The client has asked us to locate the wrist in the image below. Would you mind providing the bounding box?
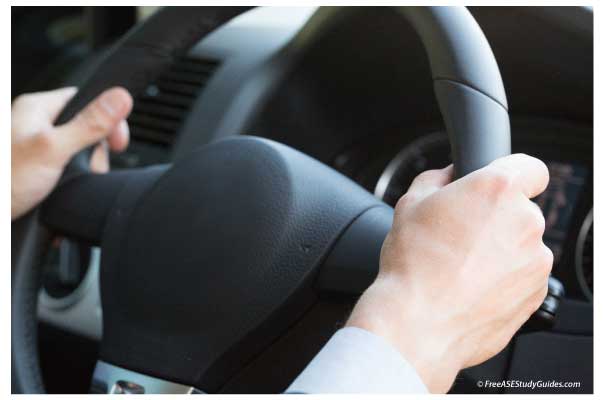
[346,278,463,393]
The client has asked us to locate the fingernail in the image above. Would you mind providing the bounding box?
[99,88,127,117]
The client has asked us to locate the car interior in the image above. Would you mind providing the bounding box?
[11,6,593,394]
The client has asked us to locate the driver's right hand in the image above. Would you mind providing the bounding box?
[347,154,552,393]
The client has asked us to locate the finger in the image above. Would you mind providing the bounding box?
[89,141,110,173]
[405,165,454,202]
[505,195,547,249]
[12,87,78,136]
[107,120,130,152]
[13,87,78,120]
[488,153,550,199]
[53,87,133,161]
[512,278,550,331]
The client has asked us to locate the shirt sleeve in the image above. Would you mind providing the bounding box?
[285,326,428,394]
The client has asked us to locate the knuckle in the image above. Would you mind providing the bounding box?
[395,192,417,212]
[533,285,549,310]
[511,152,532,162]
[78,102,111,133]
[413,169,437,184]
[513,153,550,190]
[526,206,546,238]
[32,130,64,163]
[33,129,56,150]
[531,155,550,178]
[538,245,554,275]
[525,289,544,314]
[516,153,548,176]
[533,158,550,194]
[478,166,515,197]
[540,284,549,300]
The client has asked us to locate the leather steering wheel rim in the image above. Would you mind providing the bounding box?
[12,6,510,393]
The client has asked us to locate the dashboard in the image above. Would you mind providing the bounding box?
[32,6,593,394]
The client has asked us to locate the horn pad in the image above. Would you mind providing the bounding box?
[97,137,382,390]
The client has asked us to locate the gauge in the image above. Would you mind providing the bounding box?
[575,208,593,301]
[374,131,450,205]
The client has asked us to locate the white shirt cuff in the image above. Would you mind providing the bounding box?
[286,326,428,394]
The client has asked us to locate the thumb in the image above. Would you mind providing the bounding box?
[404,164,454,204]
[53,87,133,162]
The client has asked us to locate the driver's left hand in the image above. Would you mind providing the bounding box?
[11,86,133,220]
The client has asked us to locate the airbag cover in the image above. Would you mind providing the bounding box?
[98,136,381,390]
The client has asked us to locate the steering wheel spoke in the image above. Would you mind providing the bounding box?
[318,206,394,296]
[40,167,167,245]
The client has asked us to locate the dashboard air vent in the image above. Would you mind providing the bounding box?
[128,56,219,146]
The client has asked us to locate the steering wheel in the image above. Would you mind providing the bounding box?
[13,6,514,394]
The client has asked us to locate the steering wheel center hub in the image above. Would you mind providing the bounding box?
[97,137,380,390]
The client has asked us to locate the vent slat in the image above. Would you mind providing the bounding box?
[129,126,175,145]
[139,92,194,109]
[156,80,201,97]
[173,57,218,73]
[131,101,187,120]
[128,57,219,146]
[161,70,209,86]
[172,63,216,75]
[129,114,182,132]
